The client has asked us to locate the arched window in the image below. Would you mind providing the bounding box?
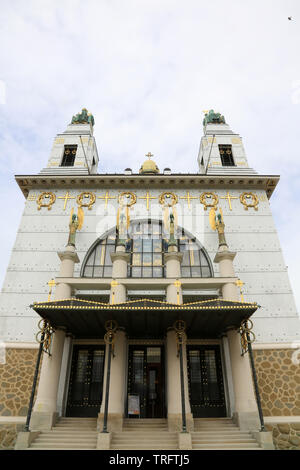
[81,220,213,279]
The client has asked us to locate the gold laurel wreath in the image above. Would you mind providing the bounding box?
[199,192,219,211]
[37,192,56,211]
[76,192,96,210]
[239,192,259,211]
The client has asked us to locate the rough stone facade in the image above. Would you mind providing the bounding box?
[0,348,39,417]
[265,422,300,450]
[0,423,24,450]
[254,349,300,416]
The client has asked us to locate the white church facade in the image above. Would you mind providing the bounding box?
[0,109,300,450]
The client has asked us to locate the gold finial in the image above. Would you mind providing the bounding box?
[139,152,159,174]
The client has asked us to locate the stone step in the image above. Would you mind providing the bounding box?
[34,436,97,442]
[110,445,178,450]
[192,438,258,444]
[112,437,177,443]
[192,433,253,438]
[55,423,97,430]
[49,428,97,436]
[193,444,261,450]
[30,443,96,449]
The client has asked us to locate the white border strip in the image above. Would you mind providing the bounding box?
[4,342,39,349]
[252,343,300,350]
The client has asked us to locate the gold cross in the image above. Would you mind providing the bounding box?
[47,279,56,301]
[139,191,156,211]
[145,152,153,159]
[220,191,238,211]
[98,191,116,209]
[58,192,75,210]
[180,192,198,209]
[236,279,244,302]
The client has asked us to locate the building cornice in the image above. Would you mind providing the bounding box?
[15,173,280,199]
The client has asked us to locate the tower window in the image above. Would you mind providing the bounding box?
[218,145,235,166]
[61,145,77,167]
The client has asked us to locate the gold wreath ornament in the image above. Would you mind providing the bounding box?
[118,192,137,207]
[200,192,219,211]
[37,192,56,211]
[240,192,259,211]
[76,192,96,210]
[158,191,178,207]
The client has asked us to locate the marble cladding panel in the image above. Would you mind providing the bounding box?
[252,318,300,343]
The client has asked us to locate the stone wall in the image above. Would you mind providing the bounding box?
[0,348,39,417]
[0,423,24,450]
[265,422,300,450]
[254,349,300,416]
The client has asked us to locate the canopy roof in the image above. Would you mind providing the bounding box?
[31,298,259,339]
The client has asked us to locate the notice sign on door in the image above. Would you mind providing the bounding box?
[128,394,140,415]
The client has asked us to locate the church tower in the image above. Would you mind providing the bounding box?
[198,109,257,175]
[0,109,299,451]
[40,108,99,175]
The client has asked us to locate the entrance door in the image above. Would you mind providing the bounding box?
[187,345,226,418]
[66,345,105,417]
[127,346,165,418]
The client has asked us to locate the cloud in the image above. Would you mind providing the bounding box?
[0,0,299,312]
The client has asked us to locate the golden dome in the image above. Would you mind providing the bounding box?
[139,153,159,174]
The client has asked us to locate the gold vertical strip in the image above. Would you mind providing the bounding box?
[189,239,195,266]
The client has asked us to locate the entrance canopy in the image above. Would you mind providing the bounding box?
[31,298,259,339]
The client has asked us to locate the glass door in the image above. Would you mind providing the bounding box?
[66,345,105,417]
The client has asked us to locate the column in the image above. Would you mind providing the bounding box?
[164,246,193,431]
[30,245,79,430]
[166,329,193,431]
[98,329,127,432]
[214,246,259,430]
[110,245,130,304]
[165,246,183,304]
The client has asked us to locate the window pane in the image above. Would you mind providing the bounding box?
[181,267,190,277]
[143,253,152,266]
[200,252,209,266]
[133,240,142,252]
[132,253,142,266]
[153,267,163,277]
[153,240,162,252]
[84,266,93,277]
[153,254,162,266]
[132,267,142,277]
[142,267,152,277]
[181,250,190,266]
[193,250,200,265]
[191,267,201,277]
[93,266,103,277]
[201,266,211,277]
[143,240,152,252]
[86,251,95,266]
[104,244,114,265]
[104,266,112,277]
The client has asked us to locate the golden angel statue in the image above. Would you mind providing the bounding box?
[67,207,84,246]
[209,207,227,247]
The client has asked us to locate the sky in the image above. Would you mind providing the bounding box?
[0,0,299,312]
